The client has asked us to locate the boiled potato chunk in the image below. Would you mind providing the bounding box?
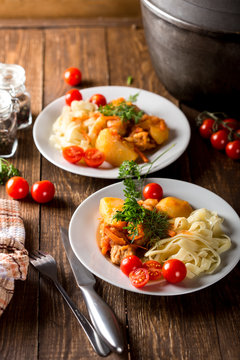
[150,120,169,145]
[99,197,124,225]
[95,128,138,167]
[156,197,193,218]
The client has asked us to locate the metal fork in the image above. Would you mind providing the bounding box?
[29,250,110,357]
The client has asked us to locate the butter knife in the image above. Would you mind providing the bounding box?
[60,227,125,354]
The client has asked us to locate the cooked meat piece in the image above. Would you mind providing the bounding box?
[125,127,155,151]
[110,245,135,265]
[138,198,158,211]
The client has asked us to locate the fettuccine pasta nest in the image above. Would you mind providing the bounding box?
[144,208,231,278]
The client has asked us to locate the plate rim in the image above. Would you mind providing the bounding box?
[69,177,240,296]
[33,85,191,179]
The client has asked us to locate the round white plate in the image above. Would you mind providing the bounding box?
[69,178,240,296]
[33,86,190,179]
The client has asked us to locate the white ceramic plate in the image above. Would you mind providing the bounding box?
[69,178,240,296]
[33,86,190,179]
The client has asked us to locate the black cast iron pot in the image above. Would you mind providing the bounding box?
[140,0,240,113]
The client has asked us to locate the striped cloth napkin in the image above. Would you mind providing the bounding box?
[0,199,29,316]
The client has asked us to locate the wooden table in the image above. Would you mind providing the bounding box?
[0,18,239,360]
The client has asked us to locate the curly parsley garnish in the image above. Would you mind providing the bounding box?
[113,150,173,244]
[99,93,144,124]
[0,158,20,185]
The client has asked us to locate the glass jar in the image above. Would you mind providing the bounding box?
[0,64,32,130]
[0,90,19,158]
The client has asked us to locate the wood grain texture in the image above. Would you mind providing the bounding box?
[0,29,43,360]
[0,0,141,19]
[39,27,127,359]
[0,17,142,29]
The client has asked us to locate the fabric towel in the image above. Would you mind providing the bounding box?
[0,199,29,316]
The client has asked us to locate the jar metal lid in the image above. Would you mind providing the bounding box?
[0,64,26,90]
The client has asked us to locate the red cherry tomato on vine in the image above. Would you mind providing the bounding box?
[120,255,142,276]
[31,181,55,203]
[90,94,107,107]
[6,176,29,199]
[220,118,240,132]
[199,118,215,139]
[64,67,82,86]
[65,89,82,106]
[210,130,229,150]
[142,260,162,281]
[225,140,240,160]
[143,183,163,200]
[234,129,240,140]
[162,259,187,284]
[62,146,85,164]
[129,268,149,288]
[84,148,105,168]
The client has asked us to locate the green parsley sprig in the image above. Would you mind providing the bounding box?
[113,146,176,244]
[99,93,144,124]
[0,158,20,185]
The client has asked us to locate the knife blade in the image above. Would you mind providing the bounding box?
[60,226,125,354]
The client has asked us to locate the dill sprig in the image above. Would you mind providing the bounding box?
[99,93,144,124]
[112,148,175,243]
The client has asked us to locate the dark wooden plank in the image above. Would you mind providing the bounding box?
[0,29,43,360]
[0,17,142,29]
[38,27,128,359]
[180,104,240,360]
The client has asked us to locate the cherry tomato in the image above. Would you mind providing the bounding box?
[62,146,85,164]
[90,94,107,107]
[225,140,240,160]
[6,176,29,200]
[120,255,142,276]
[143,183,163,200]
[129,268,149,288]
[64,67,82,86]
[84,148,105,168]
[220,118,240,132]
[210,130,229,150]
[31,181,55,203]
[199,118,215,139]
[65,89,82,106]
[142,260,162,281]
[162,259,187,284]
[234,129,240,140]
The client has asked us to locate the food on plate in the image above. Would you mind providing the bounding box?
[97,160,231,288]
[95,128,138,167]
[145,208,231,278]
[155,196,193,218]
[65,89,82,106]
[120,255,143,276]
[84,148,105,168]
[50,94,169,167]
[90,94,107,107]
[161,259,187,284]
[143,182,163,200]
[196,111,240,159]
